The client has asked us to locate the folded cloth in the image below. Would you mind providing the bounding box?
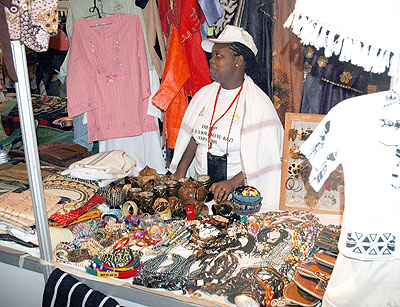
[0,162,54,185]
[42,268,121,307]
[38,142,95,167]
[0,190,61,227]
[0,219,36,242]
[61,150,139,187]
[0,233,38,248]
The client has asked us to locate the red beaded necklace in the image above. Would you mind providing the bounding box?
[208,84,244,151]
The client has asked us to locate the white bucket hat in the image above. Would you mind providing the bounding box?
[201,25,258,56]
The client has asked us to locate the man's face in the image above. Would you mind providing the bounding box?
[209,43,238,84]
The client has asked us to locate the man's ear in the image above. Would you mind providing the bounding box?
[235,55,245,67]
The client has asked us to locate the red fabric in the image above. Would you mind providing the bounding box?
[152,26,190,149]
[182,32,211,97]
[2,116,50,135]
[50,194,105,226]
[49,29,69,51]
[158,0,211,97]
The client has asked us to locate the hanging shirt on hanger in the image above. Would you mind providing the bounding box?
[67,13,158,143]
[59,0,154,79]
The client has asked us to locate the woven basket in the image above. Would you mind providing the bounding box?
[231,186,262,215]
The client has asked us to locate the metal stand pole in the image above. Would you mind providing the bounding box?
[10,41,53,281]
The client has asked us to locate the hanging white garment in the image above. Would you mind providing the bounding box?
[99,68,166,174]
[284,0,400,76]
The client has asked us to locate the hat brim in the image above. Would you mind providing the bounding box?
[201,38,236,53]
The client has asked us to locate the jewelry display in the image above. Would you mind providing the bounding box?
[253,227,290,258]
[211,266,285,307]
[44,166,340,306]
[281,113,345,215]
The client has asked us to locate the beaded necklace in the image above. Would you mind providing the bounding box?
[208,84,243,151]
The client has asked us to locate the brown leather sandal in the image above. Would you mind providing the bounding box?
[314,250,337,268]
[293,271,327,300]
[297,259,333,281]
[283,282,320,307]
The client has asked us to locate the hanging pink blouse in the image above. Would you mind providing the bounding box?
[67,13,158,143]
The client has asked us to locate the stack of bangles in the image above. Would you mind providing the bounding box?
[113,230,162,250]
[285,177,303,192]
[85,251,142,279]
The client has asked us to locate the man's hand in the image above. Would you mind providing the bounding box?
[209,180,235,203]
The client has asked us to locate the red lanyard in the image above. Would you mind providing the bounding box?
[208,84,244,149]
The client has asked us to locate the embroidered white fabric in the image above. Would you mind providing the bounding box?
[284,0,400,76]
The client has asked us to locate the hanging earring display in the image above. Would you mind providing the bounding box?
[281,113,344,215]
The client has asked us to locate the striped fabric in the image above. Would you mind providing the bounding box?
[42,268,121,307]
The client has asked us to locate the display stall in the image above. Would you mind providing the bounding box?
[1,0,398,307]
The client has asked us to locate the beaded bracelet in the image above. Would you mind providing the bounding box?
[68,248,91,263]
[113,237,129,251]
[94,254,139,271]
[53,243,72,263]
[143,233,162,247]
[71,222,90,238]
[68,238,82,249]
[77,230,94,242]
[92,229,107,244]
[102,247,135,267]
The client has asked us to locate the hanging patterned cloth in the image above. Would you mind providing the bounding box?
[5,0,58,52]
[0,0,58,81]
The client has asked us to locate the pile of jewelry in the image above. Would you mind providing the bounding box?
[50,167,342,306]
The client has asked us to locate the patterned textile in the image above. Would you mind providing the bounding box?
[272,0,304,124]
[66,13,157,143]
[158,0,211,97]
[59,0,152,78]
[213,0,238,37]
[300,45,370,115]
[4,0,58,52]
[301,89,400,260]
[2,116,48,135]
[0,162,54,185]
[0,0,17,81]
[50,193,105,226]
[43,174,99,208]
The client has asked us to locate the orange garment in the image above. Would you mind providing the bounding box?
[152,25,191,148]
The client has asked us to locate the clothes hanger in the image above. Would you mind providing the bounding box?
[85,0,113,19]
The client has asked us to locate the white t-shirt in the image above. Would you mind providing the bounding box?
[301,90,400,260]
[192,86,244,179]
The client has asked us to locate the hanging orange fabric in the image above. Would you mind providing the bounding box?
[152,25,191,148]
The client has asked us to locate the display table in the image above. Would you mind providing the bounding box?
[0,243,229,307]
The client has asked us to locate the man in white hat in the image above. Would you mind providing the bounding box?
[170,25,284,212]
